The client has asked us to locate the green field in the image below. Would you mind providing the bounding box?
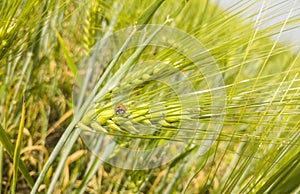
[0,0,299,193]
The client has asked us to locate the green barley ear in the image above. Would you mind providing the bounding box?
[83,1,102,56]
[76,23,226,172]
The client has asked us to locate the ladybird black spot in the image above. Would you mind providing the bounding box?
[116,108,125,115]
[115,104,126,115]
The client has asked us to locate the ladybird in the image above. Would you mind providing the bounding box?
[114,104,126,115]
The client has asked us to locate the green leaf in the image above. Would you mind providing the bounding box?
[0,124,34,188]
[257,151,300,194]
[54,28,78,76]
[10,97,26,193]
[136,0,165,26]
[169,0,189,18]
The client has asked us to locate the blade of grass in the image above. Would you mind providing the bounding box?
[169,0,189,19]
[257,150,300,193]
[10,97,28,193]
[54,28,78,77]
[0,146,3,194]
[136,0,165,26]
[0,124,34,188]
[46,128,81,194]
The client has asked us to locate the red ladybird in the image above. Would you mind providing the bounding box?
[114,104,126,115]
